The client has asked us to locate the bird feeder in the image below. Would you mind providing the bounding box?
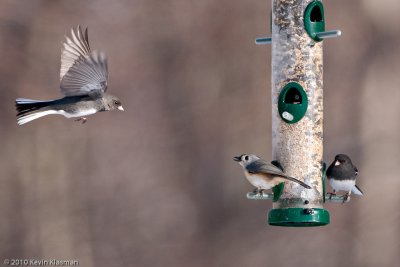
[248,0,344,226]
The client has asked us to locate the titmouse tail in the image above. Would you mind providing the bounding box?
[15,98,52,125]
[281,176,312,189]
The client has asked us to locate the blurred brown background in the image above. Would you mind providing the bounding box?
[0,0,399,266]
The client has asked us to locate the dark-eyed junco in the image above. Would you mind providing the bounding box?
[16,26,123,125]
[327,154,363,202]
[234,154,311,194]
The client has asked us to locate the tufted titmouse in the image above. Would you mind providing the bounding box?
[234,154,311,194]
[327,154,363,202]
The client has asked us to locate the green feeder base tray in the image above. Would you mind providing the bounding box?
[268,208,330,227]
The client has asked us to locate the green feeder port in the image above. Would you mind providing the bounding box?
[278,82,308,124]
[272,182,285,202]
[304,1,325,41]
[271,160,285,202]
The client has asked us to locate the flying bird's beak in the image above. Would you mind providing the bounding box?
[118,106,124,111]
[233,156,241,162]
[334,160,340,166]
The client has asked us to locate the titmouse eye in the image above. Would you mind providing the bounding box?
[244,155,249,161]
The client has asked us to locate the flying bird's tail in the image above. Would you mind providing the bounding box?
[282,176,312,189]
[352,185,363,195]
[15,98,52,125]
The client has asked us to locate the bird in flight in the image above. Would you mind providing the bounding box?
[16,25,124,125]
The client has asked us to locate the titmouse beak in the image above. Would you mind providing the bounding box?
[233,156,241,162]
[334,160,340,166]
[118,106,124,111]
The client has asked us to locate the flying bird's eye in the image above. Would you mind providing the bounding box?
[244,155,249,161]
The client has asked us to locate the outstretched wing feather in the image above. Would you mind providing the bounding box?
[59,26,108,97]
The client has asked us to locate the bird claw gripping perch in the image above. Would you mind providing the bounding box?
[325,193,350,204]
[247,182,284,201]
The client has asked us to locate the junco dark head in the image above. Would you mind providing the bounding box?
[327,154,363,201]
[234,154,311,194]
[15,25,124,125]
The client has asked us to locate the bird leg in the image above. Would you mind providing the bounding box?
[74,117,87,124]
[252,188,264,196]
[328,190,336,200]
[342,191,351,204]
[258,189,264,197]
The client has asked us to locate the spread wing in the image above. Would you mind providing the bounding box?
[246,160,286,177]
[59,26,108,97]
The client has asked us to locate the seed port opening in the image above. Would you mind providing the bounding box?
[278,82,308,124]
[310,5,323,22]
[284,87,302,104]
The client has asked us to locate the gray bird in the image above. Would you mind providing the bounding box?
[16,26,124,125]
[327,154,363,202]
[234,154,311,194]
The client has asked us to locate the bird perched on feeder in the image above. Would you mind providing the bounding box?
[233,154,311,195]
[15,25,124,125]
[327,154,363,202]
